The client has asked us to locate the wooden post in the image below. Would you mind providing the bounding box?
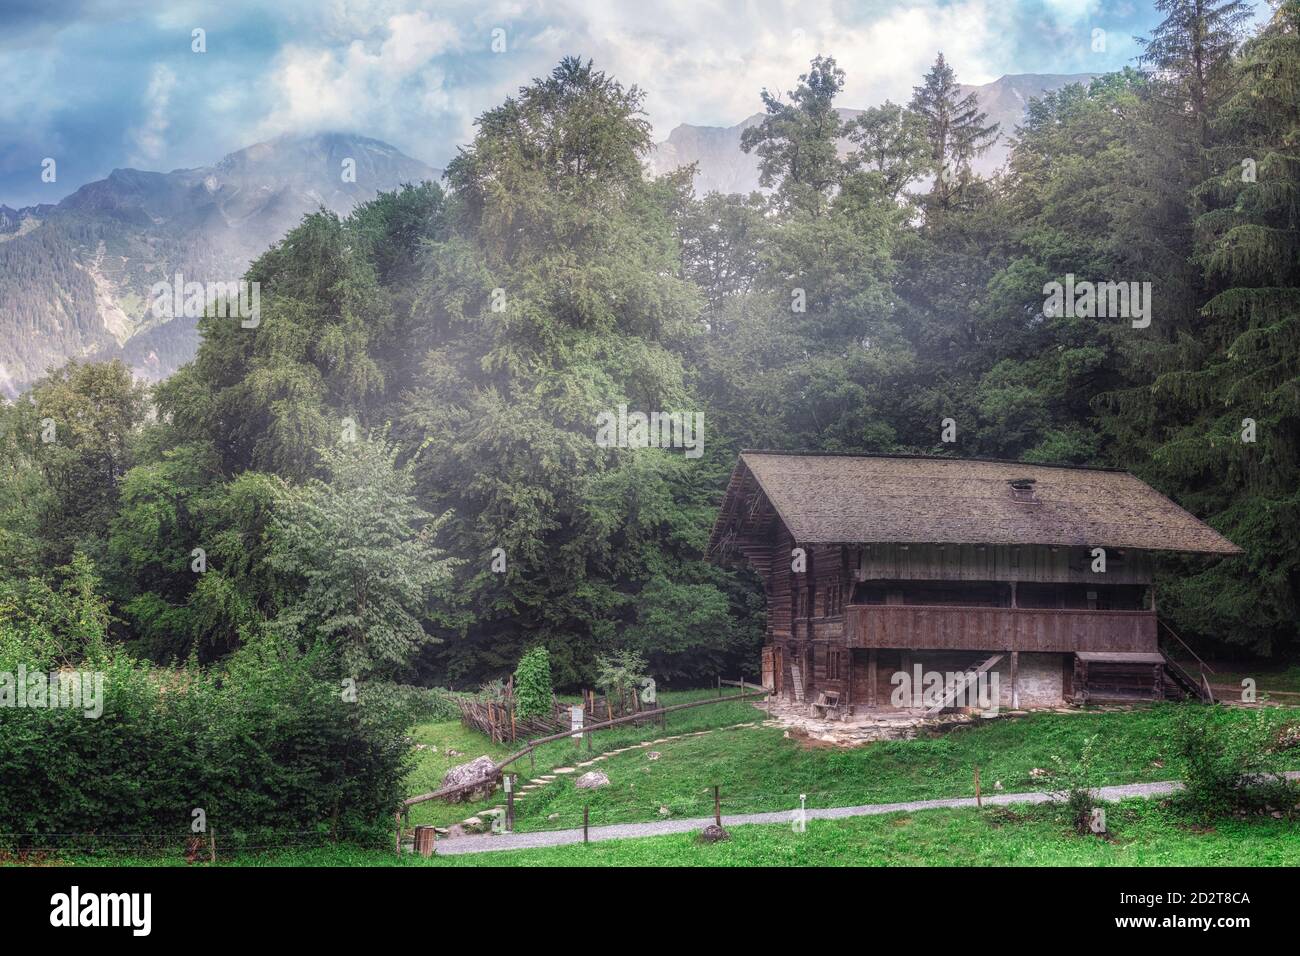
[974,766,982,808]
[583,805,590,844]
[717,675,722,697]
[713,785,721,827]
[867,648,878,708]
[1010,651,1019,709]
[506,774,515,832]
[395,811,402,856]
[209,828,216,864]
[413,825,436,857]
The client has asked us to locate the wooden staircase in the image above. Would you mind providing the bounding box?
[924,654,1004,716]
[1160,650,1214,703]
[1159,619,1216,703]
[790,664,805,703]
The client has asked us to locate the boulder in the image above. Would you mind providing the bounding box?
[441,755,500,803]
[575,771,610,789]
[697,823,730,843]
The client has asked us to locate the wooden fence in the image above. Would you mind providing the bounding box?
[455,681,659,744]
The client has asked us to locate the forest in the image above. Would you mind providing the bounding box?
[1,0,1296,709]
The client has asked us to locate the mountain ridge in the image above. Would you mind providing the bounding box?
[0,133,440,397]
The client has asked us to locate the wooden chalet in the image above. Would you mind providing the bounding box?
[708,452,1241,713]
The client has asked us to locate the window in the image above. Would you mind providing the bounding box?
[823,584,844,616]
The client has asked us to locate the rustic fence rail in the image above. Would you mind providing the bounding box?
[455,682,659,744]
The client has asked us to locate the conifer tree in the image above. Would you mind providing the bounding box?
[908,53,1000,212]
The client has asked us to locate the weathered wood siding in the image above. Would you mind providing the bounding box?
[844,605,1157,653]
[853,543,1154,586]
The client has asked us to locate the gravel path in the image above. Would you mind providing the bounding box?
[434,775,1300,856]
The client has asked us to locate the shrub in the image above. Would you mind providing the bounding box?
[1172,707,1282,818]
[0,633,413,852]
[1048,734,1101,835]
[373,682,462,723]
[513,646,553,719]
[594,649,648,702]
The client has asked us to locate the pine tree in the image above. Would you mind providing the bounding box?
[1139,0,1254,152]
[1144,1,1300,653]
[908,53,1000,212]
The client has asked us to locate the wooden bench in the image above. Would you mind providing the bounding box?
[811,690,843,720]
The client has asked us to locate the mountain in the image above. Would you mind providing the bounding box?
[647,73,1097,196]
[0,133,440,397]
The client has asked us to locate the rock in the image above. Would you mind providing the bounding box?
[658,806,671,816]
[462,815,486,833]
[697,823,730,843]
[1029,767,1048,778]
[575,771,610,789]
[440,755,500,803]
[548,813,560,821]
[446,749,463,757]
[994,780,1004,791]
[646,751,661,761]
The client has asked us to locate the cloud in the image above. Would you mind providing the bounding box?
[253,10,465,138]
[2,0,1220,207]
[129,63,176,164]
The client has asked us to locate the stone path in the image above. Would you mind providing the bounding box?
[434,771,1300,856]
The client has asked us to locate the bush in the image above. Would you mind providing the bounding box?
[513,646,553,719]
[371,682,462,722]
[1048,734,1101,835]
[1172,707,1283,818]
[0,633,413,852]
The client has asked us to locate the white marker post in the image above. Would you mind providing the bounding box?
[570,705,584,748]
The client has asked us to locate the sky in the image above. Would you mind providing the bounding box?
[0,0,1272,207]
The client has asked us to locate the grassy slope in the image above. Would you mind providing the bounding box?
[405,689,763,828]
[412,701,1300,833]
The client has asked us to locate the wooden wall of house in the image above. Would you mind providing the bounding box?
[852,544,1154,587]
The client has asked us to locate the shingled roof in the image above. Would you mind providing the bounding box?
[710,452,1241,555]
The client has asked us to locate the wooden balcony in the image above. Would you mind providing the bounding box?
[843,604,1157,654]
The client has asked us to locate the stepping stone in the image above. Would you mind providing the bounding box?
[577,760,597,767]
[553,767,576,774]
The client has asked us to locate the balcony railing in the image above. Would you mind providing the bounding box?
[843,603,1157,654]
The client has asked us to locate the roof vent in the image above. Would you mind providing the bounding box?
[1008,477,1039,503]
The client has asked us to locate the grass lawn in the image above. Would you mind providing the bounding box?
[404,688,765,829]
[42,800,1300,867]
[1202,662,1300,701]
[409,700,1300,834]
[16,695,1300,868]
